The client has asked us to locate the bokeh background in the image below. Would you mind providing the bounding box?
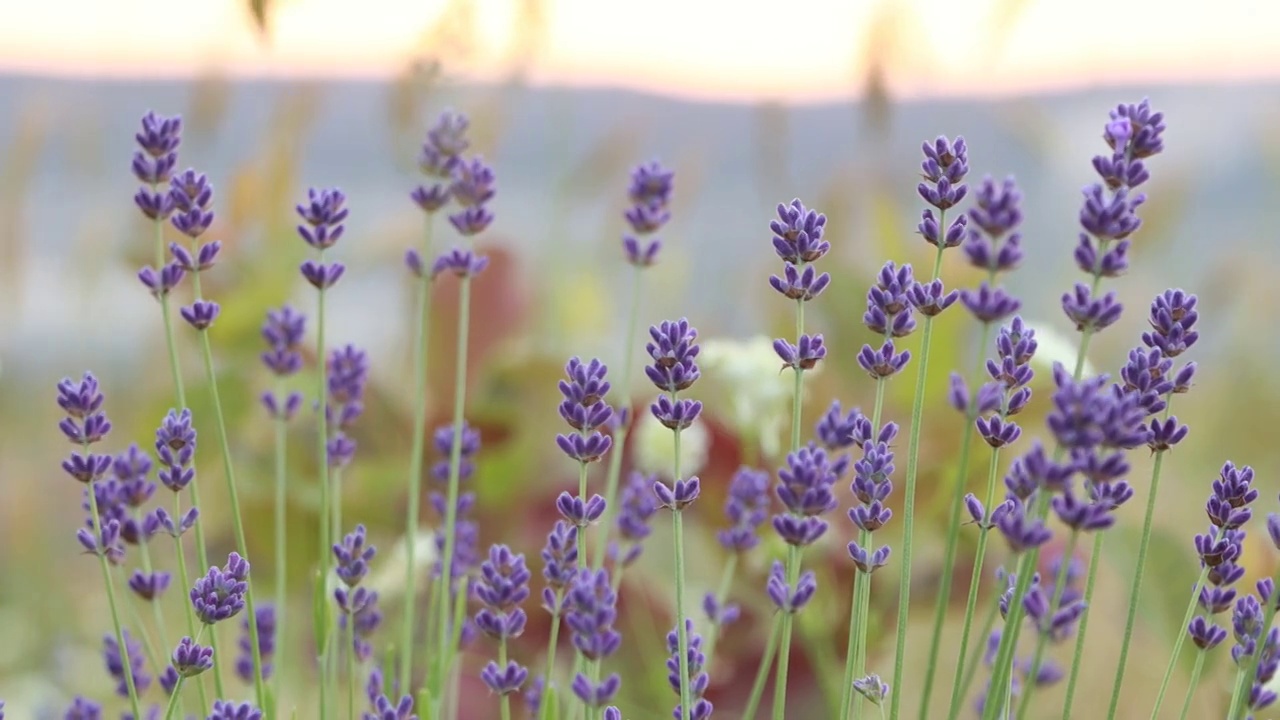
[2,0,1280,717]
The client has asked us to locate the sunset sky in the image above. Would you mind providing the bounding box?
[3,0,1278,101]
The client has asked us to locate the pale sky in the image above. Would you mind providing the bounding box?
[2,0,1278,101]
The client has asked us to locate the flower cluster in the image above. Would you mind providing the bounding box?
[540,521,579,616]
[609,471,660,568]
[1191,464,1258,648]
[237,604,276,682]
[173,635,215,678]
[665,619,713,719]
[410,110,469,216]
[334,525,381,660]
[261,306,305,420]
[555,357,613,525]
[298,187,350,290]
[646,319,704,509]
[191,552,250,625]
[848,422,898,574]
[430,422,481,583]
[566,568,622,708]
[327,344,370,468]
[103,630,150,697]
[769,199,829,370]
[622,160,672,266]
[475,544,531,695]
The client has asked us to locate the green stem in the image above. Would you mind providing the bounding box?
[888,243,945,720]
[273,380,289,710]
[981,493,1049,720]
[772,545,802,720]
[701,553,739,668]
[401,215,435,692]
[86,462,143,719]
[592,265,644,570]
[209,621,227,698]
[314,265,332,720]
[741,617,782,720]
[956,592,1000,710]
[348,605,357,720]
[1061,532,1105,719]
[447,578,469,720]
[538,592,563,720]
[1225,666,1249,720]
[432,273,473,707]
[1105,451,1167,719]
[1151,567,1210,719]
[945,449,1003,720]
[163,675,187,720]
[197,328,268,710]
[499,637,513,720]
[919,320,992,720]
[170,492,209,710]
[1175,649,1206,720]
[670,404,692,720]
[1015,529,1080,718]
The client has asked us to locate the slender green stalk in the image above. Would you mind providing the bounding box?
[195,328,268,710]
[1236,567,1280,720]
[1015,529,1080,718]
[1061,532,1105,719]
[772,546,802,720]
[842,379,888,719]
[1225,666,1249,720]
[839,544,871,719]
[314,263,333,720]
[86,456,143,718]
[668,410,692,720]
[945,449,1004,720]
[498,637,513,720]
[593,265,645,570]
[273,378,289,709]
[400,215,435,692]
[1104,451,1167,719]
[701,553,739,666]
[981,493,1049,720]
[1175,648,1207,720]
[741,617,782,720]
[1150,567,1210,719]
[956,592,1000,709]
[169,490,209,710]
[348,607,357,720]
[333,469,345,569]
[446,578,469,720]
[163,676,187,720]
[209,620,227,698]
[888,243,947,720]
[432,273,474,709]
[919,320,993,720]
[537,590,563,720]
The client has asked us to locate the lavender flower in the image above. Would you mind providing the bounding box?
[298,187,349,289]
[444,155,496,237]
[964,176,1024,273]
[766,560,817,613]
[154,409,197,492]
[172,636,214,678]
[261,306,305,418]
[236,604,276,682]
[474,544,531,641]
[430,423,481,583]
[104,629,151,697]
[769,446,836,547]
[206,701,263,720]
[717,467,771,552]
[665,620,713,720]
[64,697,103,720]
[609,471,660,567]
[647,319,704,508]
[364,694,417,720]
[326,344,369,467]
[541,521,579,616]
[410,109,469,216]
[853,674,891,706]
[622,160,673,265]
[858,262,915,378]
[918,135,969,211]
[191,552,250,624]
[566,568,622,707]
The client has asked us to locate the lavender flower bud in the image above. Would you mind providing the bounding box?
[207,701,264,720]
[191,552,250,624]
[172,636,214,678]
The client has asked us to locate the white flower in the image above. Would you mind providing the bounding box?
[633,411,709,479]
[699,335,817,459]
[1025,320,1096,378]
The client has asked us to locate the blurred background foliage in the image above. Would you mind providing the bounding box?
[1,0,1279,717]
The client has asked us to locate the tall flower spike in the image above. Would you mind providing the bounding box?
[666,619,713,720]
[609,471,661,567]
[541,521,579,616]
[447,156,496,236]
[918,135,969,210]
[963,176,1025,271]
[104,630,151,697]
[237,604,276,682]
[623,160,673,265]
[297,187,349,289]
[475,545,530,697]
[410,109,469,215]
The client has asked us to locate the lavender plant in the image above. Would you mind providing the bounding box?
[43,96,1278,720]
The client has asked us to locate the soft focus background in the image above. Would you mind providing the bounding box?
[2,0,1280,717]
